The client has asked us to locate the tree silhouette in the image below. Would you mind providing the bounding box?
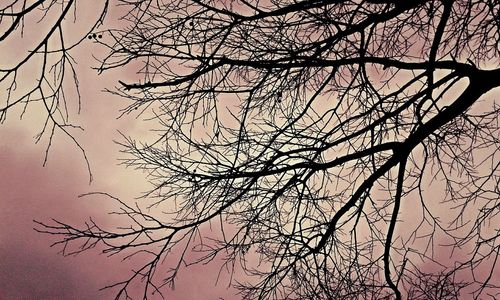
[29,0,500,299]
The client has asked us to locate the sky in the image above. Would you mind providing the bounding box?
[0,85,238,300]
[0,1,239,299]
[1,1,499,299]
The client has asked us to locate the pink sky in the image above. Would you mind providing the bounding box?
[1,1,499,299]
[0,53,239,300]
[0,2,239,298]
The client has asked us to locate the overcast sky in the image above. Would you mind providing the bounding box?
[0,1,238,298]
[1,1,499,299]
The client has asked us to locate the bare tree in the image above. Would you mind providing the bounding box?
[35,0,499,299]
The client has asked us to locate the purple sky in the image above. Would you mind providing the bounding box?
[1,1,499,299]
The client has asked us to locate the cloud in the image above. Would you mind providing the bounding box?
[0,127,115,299]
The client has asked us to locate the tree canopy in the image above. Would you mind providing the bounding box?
[2,0,500,299]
